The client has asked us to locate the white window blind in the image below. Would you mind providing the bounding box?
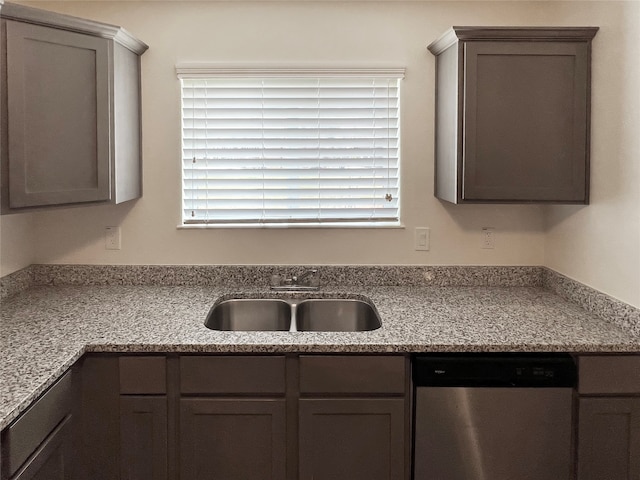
[178,67,403,226]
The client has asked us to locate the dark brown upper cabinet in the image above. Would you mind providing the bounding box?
[428,27,598,204]
[0,2,148,212]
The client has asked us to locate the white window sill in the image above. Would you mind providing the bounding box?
[177,222,404,229]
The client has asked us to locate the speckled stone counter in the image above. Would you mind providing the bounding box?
[1,280,638,430]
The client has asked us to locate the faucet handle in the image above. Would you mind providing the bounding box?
[298,269,319,286]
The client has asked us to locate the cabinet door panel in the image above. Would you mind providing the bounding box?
[180,398,286,480]
[578,398,640,480]
[10,416,73,480]
[463,41,588,202]
[6,21,110,207]
[120,396,168,480]
[3,371,73,477]
[299,398,405,480]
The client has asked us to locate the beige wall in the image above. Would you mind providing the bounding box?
[2,1,638,308]
[542,1,640,308]
[0,213,35,276]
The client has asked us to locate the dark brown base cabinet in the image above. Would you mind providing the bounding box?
[577,356,640,480]
[14,353,640,480]
[297,355,408,480]
[1,370,78,480]
[178,354,409,480]
[180,399,287,480]
[118,357,168,480]
[120,397,168,480]
[578,398,640,480]
[298,399,405,480]
[428,27,598,204]
[8,416,74,480]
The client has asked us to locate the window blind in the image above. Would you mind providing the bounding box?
[178,67,403,225]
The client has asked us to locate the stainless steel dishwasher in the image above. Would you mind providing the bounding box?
[412,353,577,480]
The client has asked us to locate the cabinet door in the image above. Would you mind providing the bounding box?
[299,398,405,480]
[10,416,73,480]
[120,396,168,480]
[6,21,110,208]
[578,398,640,480]
[463,41,589,202]
[180,398,286,480]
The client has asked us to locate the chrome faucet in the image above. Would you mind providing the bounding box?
[271,269,319,290]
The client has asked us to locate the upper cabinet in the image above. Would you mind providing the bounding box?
[428,27,598,204]
[0,2,148,211]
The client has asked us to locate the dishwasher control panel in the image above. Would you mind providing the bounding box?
[412,353,577,388]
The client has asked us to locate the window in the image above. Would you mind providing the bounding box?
[177,66,403,226]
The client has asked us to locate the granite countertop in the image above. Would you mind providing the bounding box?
[1,282,638,430]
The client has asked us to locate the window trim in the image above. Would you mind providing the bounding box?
[176,64,406,80]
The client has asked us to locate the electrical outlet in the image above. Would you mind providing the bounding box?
[415,227,430,251]
[105,226,121,250]
[481,227,495,249]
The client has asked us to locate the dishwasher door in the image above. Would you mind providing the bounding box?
[412,354,576,480]
[414,387,574,480]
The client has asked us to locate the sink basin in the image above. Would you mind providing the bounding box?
[205,299,291,331]
[295,299,382,332]
[205,297,382,332]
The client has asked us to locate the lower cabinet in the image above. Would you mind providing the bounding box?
[180,399,286,480]
[178,354,409,480]
[578,398,640,480]
[118,356,168,480]
[2,353,409,480]
[1,370,77,480]
[120,397,168,480]
[577,355,640,480]
[298,398,405,480]
[9,416,74,480]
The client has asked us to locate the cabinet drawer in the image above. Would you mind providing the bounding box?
[180,356,286,395]
[2,370,73,477]
[579,355,640,394]
[299,355,406,394]
[119,356,167,394]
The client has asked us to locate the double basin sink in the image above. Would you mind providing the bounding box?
[205,297,382,332]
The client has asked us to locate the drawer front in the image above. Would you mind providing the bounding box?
[579,355,640,394]
[299,355,406,394]
[180,356,286,395]
[3,370,73,477]
[119,356,167,394]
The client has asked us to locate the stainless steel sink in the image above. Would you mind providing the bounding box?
[205,299,291,331]
[295,299,382,332]
[205,297,382,332]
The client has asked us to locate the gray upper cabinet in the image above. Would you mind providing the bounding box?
[428,27,598,204]
[0,2,148,211]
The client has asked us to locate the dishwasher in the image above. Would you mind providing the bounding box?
[412,353,577,480]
